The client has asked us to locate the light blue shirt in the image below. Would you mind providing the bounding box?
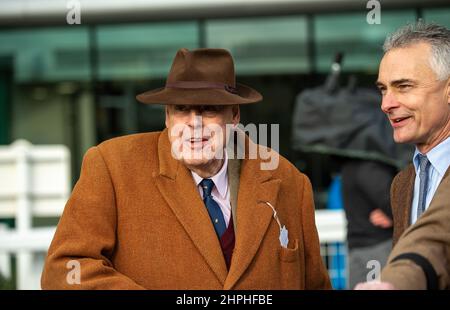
[410,136,450,224]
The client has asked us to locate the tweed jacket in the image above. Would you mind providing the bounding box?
[391,164,450,245]
[382,174,450,289]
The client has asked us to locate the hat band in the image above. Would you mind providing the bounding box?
[166,81,238,94]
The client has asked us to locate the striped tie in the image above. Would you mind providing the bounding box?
[417,154,430,219]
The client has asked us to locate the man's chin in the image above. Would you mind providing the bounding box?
[393,135,413,145]
[393,130,414,145]
[180,156,218,168]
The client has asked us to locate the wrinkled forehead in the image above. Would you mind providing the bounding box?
[378,43,437,83]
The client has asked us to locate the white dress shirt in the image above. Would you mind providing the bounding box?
[410,136,450,224]
[190,151,231,227]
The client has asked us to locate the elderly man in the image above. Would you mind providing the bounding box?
[41,48,331,290]
[356,21,450,289]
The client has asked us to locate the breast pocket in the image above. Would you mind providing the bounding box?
[279,239,303,289]
[279,238,300,262]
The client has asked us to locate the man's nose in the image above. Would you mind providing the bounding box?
[187,110,203,128]
[381,92,400,114]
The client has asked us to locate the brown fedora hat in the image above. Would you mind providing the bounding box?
[136,48,262,105]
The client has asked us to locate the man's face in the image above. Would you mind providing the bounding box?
[165,104,240,168]
[377,42,450,152]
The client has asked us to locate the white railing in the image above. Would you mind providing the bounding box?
[315,209,347,243]
[0,140,70,290]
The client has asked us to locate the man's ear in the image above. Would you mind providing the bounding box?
[165,106,170,128]
[232,105,240,125]
[446,78,450,105]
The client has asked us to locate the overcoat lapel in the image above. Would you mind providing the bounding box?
[224,135,281,290]
[228,158,241,232]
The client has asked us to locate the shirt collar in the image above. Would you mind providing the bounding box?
[413,136,450,177]
[190,151,229,199]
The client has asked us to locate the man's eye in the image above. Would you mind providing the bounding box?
[398,84,412,90]
[174,105,189,112]
[203,106,218,112]
[203,105,225,113]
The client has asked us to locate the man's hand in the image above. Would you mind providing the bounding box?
[354,281,396,290]
[369,209,393,228]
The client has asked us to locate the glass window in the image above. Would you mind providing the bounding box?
[97,22,199,81]
[423,8,450,28]
[206,16,309,75]
[0,59,12,144]
[0,27,94,180]
[315,11,417,73]
[0,27,90,82]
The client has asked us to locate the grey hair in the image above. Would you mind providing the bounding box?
[383,21,450,80]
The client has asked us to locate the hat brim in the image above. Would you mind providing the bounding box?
[136,83,262,105]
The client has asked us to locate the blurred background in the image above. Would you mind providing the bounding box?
[0,0,449,290]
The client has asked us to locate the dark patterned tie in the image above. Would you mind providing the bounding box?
[417,154,430,220]
[200,179,226,238]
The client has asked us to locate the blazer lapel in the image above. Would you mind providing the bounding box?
[393,165,450,244]
[154,129,228,284]
[393,165,415,244]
